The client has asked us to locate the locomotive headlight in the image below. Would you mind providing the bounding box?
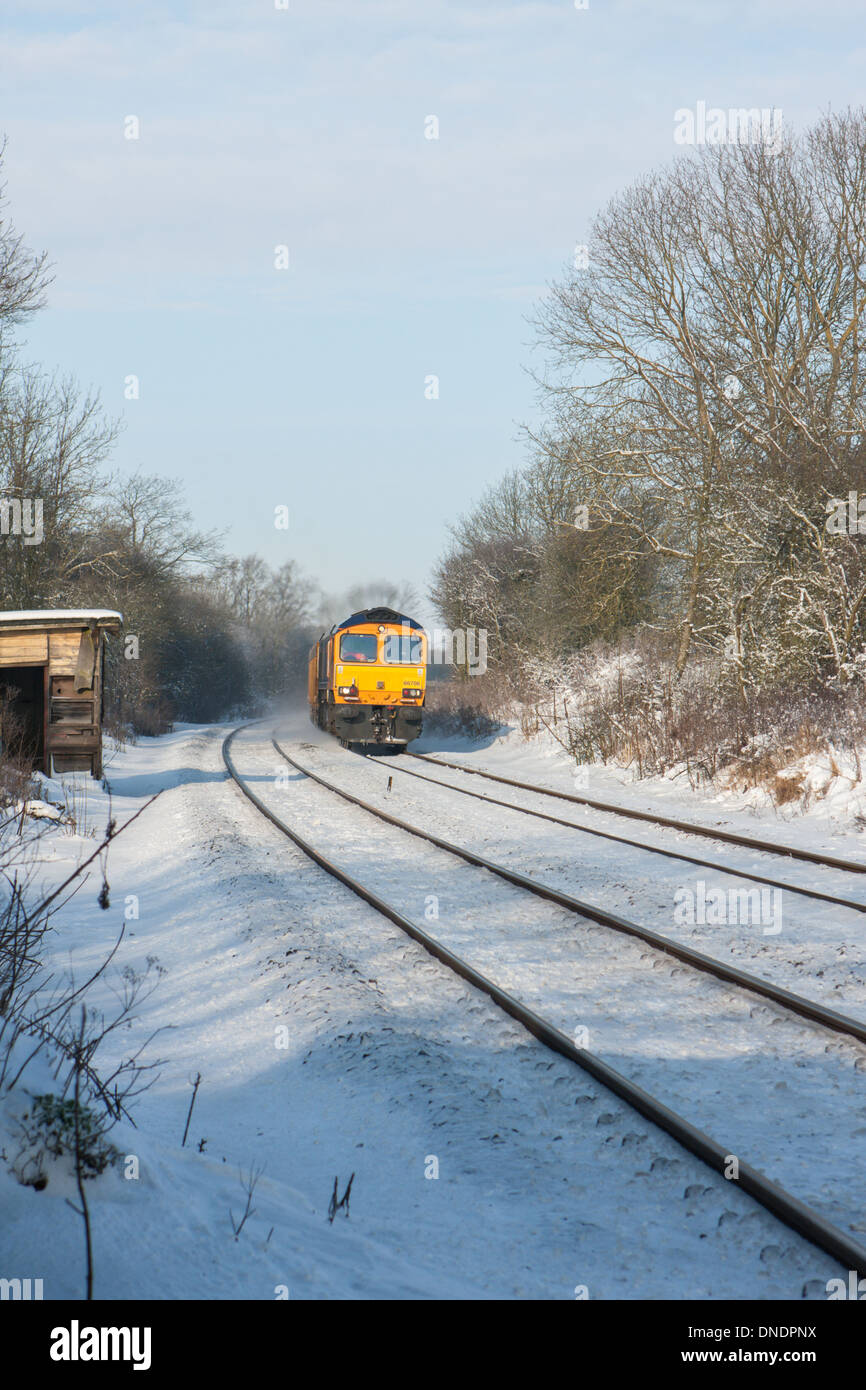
[402,687,422,698]
[338,685,352,695]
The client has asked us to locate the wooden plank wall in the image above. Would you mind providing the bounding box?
[0,630,100,689]
[48,632,84,676]
[0,632,48,665]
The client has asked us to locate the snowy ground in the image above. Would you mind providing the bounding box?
[426,716,866,846]
[1,712,862,1300]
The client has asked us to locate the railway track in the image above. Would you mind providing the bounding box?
[381,753,866,915]
[274,736,866,1045]
[408,751,866,876]
[223,722,866,1281]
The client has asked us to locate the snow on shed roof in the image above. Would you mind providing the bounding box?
[0,609,123,627]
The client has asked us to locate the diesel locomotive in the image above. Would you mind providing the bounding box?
[308,607,427,748]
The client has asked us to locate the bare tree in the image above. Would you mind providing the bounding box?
[99,472,222,574]
[530,108,866,688]
[0,368,120,607]
[0,138,52,354]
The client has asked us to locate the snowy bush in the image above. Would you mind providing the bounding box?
[444,624,866,805]
[11,1092,120,1188]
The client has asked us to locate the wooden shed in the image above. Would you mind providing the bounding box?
[0,610,122,777]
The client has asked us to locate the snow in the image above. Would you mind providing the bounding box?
[16,799,63,821]
[420,717,866,849]
[277,729,866,1238]
[0,609,122,623]
[0,714,861,1299]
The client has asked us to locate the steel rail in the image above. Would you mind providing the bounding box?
[274,737,866,1048]
[223,724,866,1280]
[385,754,866,914]
[409,752,866,875]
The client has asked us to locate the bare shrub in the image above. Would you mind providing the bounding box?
[423,670,511,741]
[128,699,174,739]
[12,1090,120,1189]
[327,1172,354,1224]
[772,775,802,806]
[0,794,164,1108]
[0,691,37,808]
[449,626,866,801]
[230,1162,264,1239]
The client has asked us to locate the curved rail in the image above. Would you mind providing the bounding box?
[223,724,866,1280]
[409,752,866,875]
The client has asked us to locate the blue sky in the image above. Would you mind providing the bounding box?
[3,0,865,621]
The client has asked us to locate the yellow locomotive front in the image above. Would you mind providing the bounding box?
[308,607,427,747]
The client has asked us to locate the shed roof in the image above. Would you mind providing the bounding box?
[0,609,123,632]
